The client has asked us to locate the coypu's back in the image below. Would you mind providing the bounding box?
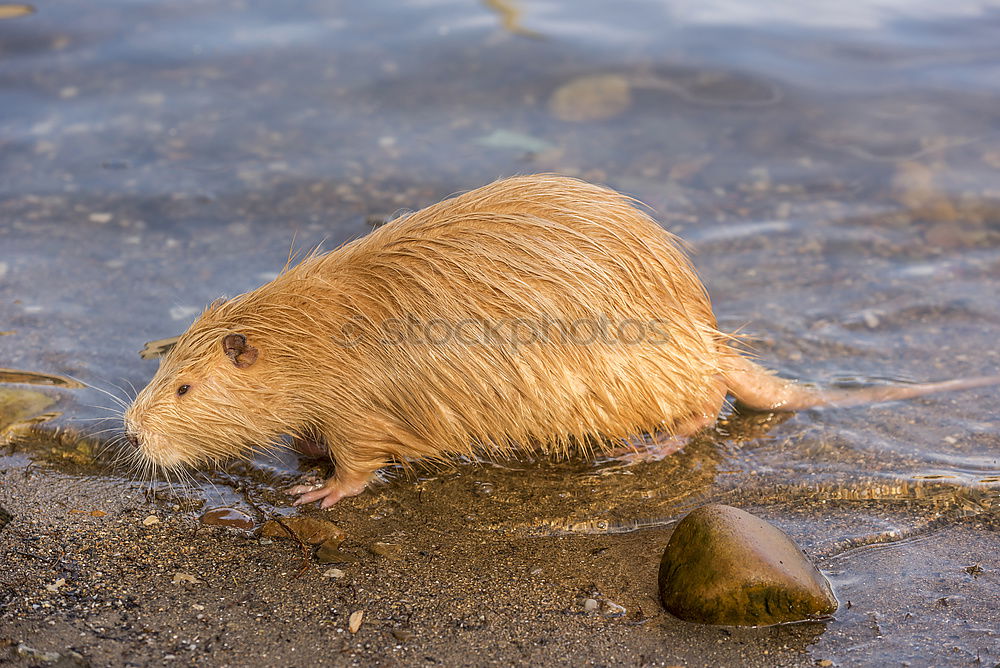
[210,174,731,464]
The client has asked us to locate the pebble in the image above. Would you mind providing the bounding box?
[549,74,631,122]
[473,481,495,496]
[260,516,346,545]
[171,572,202,585]
[199,507,255,530]
[141,515,160,526]
[322,568,346,579]
[43,578,66,593]
[891,161,956,222]
[88,212,112,224]
[658,504,837,626]
[391,629,414,642]
[600,600,626,618]
[582,598,599,613]
[16,643,60,663]
[348,610,364,634]
[315,541,359,564]
[369,541,402,559]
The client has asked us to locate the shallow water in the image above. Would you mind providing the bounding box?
[1,1,999,665]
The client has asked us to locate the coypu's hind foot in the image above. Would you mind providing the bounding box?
[596,434,688,469]
[288,470,373,509]
[594,408,719,469]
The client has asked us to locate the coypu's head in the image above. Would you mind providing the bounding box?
[123,301,298,472]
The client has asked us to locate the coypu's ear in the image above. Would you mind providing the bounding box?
[222,333,259,369]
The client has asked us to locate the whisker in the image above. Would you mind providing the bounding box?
[194,468,227,504]
[121,377,139,403]
[69,409,120,420]
[85,427,124,437]
[75,379,130,411]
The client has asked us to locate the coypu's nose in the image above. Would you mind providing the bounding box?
[125,431,140,449]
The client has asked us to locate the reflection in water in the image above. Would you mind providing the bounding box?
[0,368,85,388]
[482,0,543,39]
[0,4,33,20]
[0,386,55,431]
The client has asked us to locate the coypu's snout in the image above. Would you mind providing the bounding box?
[124,430,140,449]
[121,416,155,461]
[123,397,182,468]
[121,412,191,469]
[121,413,141,450]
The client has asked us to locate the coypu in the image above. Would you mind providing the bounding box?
[123,174,999,508]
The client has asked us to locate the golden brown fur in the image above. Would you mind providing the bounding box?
[125,173,998,507]
[125,175,731,488]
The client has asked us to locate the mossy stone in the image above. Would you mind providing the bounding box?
[658,504,837,626]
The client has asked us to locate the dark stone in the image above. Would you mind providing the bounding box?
[315,540,360,564]
[658,504,837,626]
[259,516,345,545]
[199,507,255,530]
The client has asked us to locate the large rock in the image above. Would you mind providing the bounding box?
[658,504,837,626]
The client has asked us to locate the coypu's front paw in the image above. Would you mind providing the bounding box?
[287,473,370,509]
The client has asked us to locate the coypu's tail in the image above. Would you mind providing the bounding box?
[724,355,1000,411]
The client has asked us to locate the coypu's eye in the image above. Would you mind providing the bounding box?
[176,384,190,397]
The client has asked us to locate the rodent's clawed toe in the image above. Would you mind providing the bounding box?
[595,434,689,468]
[287,472,372,508]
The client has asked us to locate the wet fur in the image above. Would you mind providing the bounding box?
[126,176,732,475]
[124,174,999,502]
